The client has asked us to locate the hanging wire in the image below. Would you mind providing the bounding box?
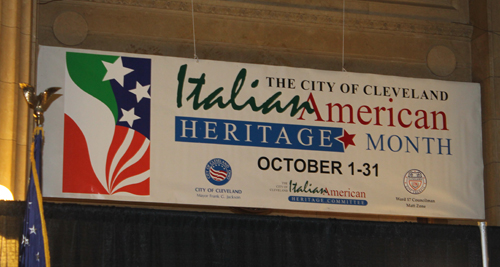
[342,0,347,72]
[191,0,199,62]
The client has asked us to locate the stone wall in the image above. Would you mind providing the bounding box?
[470,0,500,226]
[38,0,472,80]
[0,0,33,202]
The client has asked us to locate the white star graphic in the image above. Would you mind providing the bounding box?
[36,252,40,262]
[29,225,37,235]
[102,57,134,87]
[129,82,151,103]
[22,235,29,246]
[119,107,140,127]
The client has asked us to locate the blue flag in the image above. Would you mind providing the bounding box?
[19,127,50,266]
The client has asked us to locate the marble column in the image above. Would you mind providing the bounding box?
[0,0,33,202]
[471,0,500,226]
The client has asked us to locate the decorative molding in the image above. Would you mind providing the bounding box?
[359,0,454,9]
[74,0,473,38]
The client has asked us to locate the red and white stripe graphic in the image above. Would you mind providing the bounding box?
[105,126,150,195]
[210,168,227,181]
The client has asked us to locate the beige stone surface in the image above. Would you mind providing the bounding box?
[486,206,500,226]
[87,0,470,24]
[484,162,500,208]
[18,31,31,82]
[366,0,469,24]
[0,26,20,83]
[0,81,18,141]
[488,0,500,32]
[20,0,31,34]
[471,32,491,82]
[469,0,488,36]
[14,146,27,199]
[471,0,500,226]
[426,45,457,77]
[15,97,28,146]
[37,1,473,81]
[0,139,15,190]
[0,0,32,202]
[483,77,500,120]
[480,77,494,122]
[482,119,499,164]
[1,0,20,28]
[492,33,500,77]
[53,11,88,46]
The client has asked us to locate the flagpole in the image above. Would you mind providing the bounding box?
[479,221,489,267]
[19,83,60,267]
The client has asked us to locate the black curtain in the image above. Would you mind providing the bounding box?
[1,201,490,267]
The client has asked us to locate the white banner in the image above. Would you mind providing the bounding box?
[39,46,484,219]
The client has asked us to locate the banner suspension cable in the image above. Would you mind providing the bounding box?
[191,0,199,62]
[342,0,347,72]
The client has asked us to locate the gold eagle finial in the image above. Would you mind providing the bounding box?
[19,83,61,126]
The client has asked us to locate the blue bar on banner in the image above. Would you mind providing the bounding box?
[288,196,368,206]
[175,116,345,152]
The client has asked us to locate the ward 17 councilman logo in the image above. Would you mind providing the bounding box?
[63,52,151,195]
[403,169,427,194]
